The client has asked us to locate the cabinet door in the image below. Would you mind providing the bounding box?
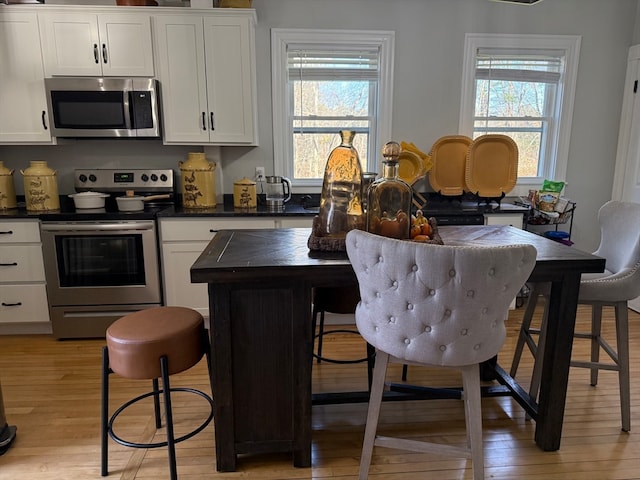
[203,14,257,144]
[0,12,53,144]
[162,241,210,318]
[98,14,154,77]
[40,13,103,76]
[154,15,210,144]
[40,12,154,77]
[484,213,523,228]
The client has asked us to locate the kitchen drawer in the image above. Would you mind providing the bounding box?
[160,217,276,242]
[276,217,313,228]
[0,284,49,324]
[0,245,45,282]
[0,220,41,244]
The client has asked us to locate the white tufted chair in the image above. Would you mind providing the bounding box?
[346,230,536,480]
[510,200,640,432]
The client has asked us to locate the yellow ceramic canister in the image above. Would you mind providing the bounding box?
[233,177,257,209]
[179,152,216,209]
[0,161,17,209]
[21,161,60,211]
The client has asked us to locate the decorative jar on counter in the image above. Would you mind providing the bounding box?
[179,152,216,208]
[21,161,60,212]
[233,177,257,209]
[0,161,17,210]
[317,130,365,238]
[366,141,413,239]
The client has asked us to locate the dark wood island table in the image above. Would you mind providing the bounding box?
[190,225,605,472]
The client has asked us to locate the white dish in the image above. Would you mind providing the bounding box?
[68,191,109,209]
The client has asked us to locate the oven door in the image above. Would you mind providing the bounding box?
[41,221,161,306]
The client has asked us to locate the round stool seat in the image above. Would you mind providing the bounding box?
[106,306,205,380]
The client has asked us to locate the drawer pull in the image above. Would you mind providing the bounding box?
[1,302,22,307]
[0,262,18,267]
[0,230,13,235]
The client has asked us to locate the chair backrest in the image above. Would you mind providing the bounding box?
[581,200,640,302]
[346,230,536,367]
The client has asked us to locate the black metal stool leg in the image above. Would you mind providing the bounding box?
[101,347,109,477]
[152,378,162,429]
[401,364,408,381]
[160,356,177,480]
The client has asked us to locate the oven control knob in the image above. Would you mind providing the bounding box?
[151,174,158,182]
[141,174,149,182]
[78,174,87,183]
[89,174,97,183]
[160,174,168,182]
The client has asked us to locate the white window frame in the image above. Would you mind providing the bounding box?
[459,33,581,196]
[271,28,395,190]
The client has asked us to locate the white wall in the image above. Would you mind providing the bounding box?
[1,0,638,252]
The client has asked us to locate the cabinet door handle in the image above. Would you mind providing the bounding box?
[210,112,215,131]
[202,112,207,131]
[42,111,48,130]
[0,230,13,235]
[102,43,108,64]
[0,262,18,267]
[1,302,22,307]
[209,229,219,233]
[94,44,99,64]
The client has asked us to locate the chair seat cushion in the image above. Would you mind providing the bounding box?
[106,306,206,379]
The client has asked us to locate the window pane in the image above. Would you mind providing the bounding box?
[291,79,371,179]
[293,125,369,179]
[474,76,555,178]
[473,120,542,177]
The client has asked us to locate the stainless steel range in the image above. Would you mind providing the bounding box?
[41,169,174,339]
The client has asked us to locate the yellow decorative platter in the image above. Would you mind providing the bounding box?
[465,134,518,198]
[428,135,473,196]
[397,151,425,185]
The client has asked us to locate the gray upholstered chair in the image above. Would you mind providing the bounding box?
[346,230,536,480]
[510,200,640,432]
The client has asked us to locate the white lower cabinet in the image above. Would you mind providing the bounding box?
[484,213,524,228]
[0,220,50,329]
[160,217,303,318]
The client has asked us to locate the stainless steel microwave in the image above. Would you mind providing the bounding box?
[44,77,161,138]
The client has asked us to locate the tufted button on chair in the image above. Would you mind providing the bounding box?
[346,230,536,480]
[510,200,640,432]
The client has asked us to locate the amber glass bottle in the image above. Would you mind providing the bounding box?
[317,130,365,237]
[366,141,413,239]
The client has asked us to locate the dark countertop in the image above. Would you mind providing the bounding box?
[1,193,529,221]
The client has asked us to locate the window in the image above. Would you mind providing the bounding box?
[272,29,395,189]
[460,34,581,194]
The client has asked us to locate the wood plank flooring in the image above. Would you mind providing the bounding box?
[0,304,639,479]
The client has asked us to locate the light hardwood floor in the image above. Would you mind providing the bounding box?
[0,303,638,479]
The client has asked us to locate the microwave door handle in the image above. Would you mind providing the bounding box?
[124,92,133,130]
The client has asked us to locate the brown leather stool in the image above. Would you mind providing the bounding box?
[101,306,213,480]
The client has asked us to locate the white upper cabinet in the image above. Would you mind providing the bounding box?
[0,12,53,144]
[154,11,258,145]
[39,12,154,77]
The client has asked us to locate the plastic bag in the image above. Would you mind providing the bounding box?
[538,180,565,212]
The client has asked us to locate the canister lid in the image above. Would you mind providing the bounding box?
[234,177,256,186]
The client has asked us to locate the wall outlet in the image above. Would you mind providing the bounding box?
[255,166,265,182]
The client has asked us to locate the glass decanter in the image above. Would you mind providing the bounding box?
[366,141,413,239]
[317,130,365,238]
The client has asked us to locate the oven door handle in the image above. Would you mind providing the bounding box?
[40,223,155,232]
